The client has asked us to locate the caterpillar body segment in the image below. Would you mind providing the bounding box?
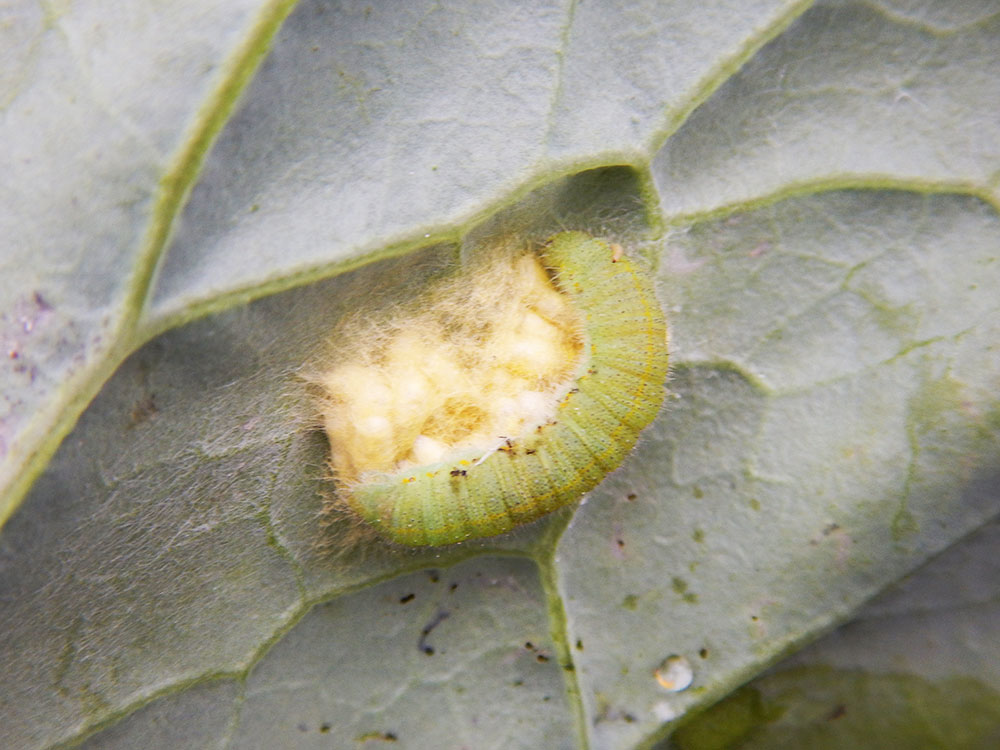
[342,232,669,546]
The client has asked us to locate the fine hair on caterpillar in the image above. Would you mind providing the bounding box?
[311,231,669,546]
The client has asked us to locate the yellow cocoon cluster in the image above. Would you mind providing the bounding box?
[315,232,669,546]
[318,251,584,484]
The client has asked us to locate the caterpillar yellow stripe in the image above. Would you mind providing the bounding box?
[323,231,669,546]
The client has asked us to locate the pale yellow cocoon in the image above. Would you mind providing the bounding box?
[316,251,585,486]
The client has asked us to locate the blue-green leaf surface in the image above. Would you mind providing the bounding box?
[1,1,998,748]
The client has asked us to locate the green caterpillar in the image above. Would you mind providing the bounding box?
[340,231,669,546]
